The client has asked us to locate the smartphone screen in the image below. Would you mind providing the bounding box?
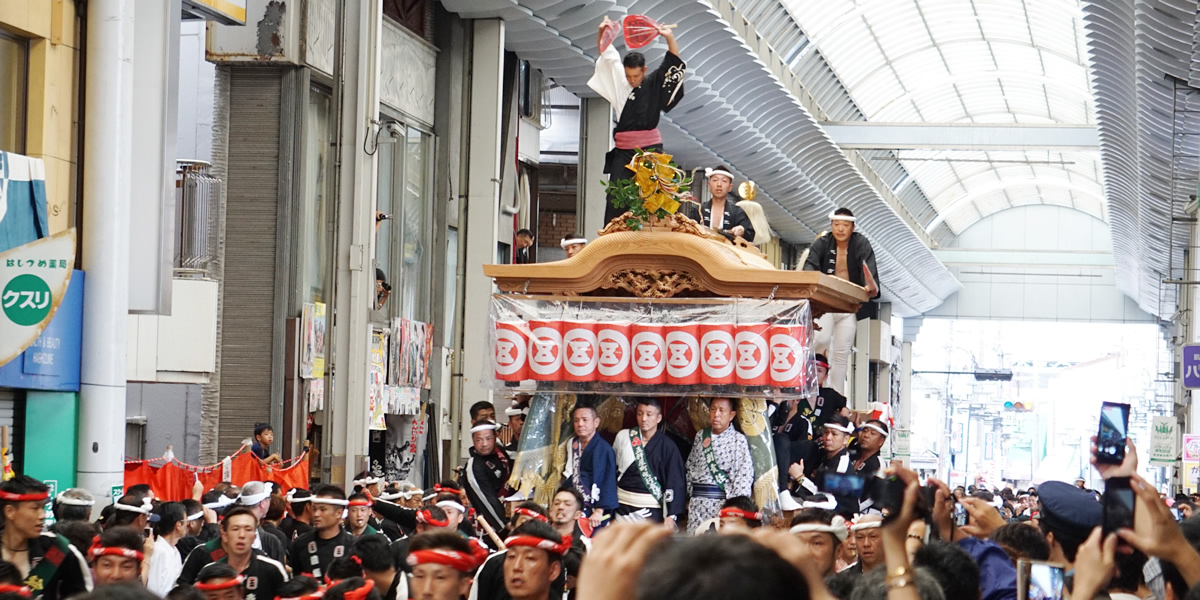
[824,472,866,497]
[1096,402,1131,464]
[1018,560,1066,600]
[953,502,969,527]
[1103,477,1135,535]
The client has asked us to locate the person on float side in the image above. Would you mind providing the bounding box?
[612,398,686,525]
[681,166,755,241]
[589,15,686,224]
[684,398,753,534]
[802,207,880,395]
[560,403,618,530]
[460,421,512,535]
[0,476,91,600]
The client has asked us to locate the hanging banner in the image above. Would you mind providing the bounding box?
[300,303,326,379]
[1151,416,1178,466]
[1183,434,1200,462]
[0,230,76,368]
[486,295,814,398]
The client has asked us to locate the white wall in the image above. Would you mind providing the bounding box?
[177,21,215,162]
[925,205,1153,322]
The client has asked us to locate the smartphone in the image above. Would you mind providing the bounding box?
[1017,559,1066,600]
[1102,477,1136,535]
[1096,402,1131,465]
[866,476,932,522]
[1172,507,1183,522]
[824,472,866,497]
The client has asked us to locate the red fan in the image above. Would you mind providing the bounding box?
[599,19,621,52]
[622,15,677,49]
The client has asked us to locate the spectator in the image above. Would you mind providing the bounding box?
[990,522,1051,563]
[1037,481,1101,569]
[911,541,978,600]
[514,229,535,264]
[250,424,281,465]
[147,503,188,596]
[788,508,848,578]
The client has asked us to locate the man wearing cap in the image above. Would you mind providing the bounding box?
[180,507,288,600]
[681,166,756,241]
[500,398,529,453]
[1037,480,1102,572]
[613,398,686,525]
[462,420,512,534]
[0,476,91,599]
[590,16,686,224]
[789,508,848,578]
[685,398,754,534]
[562,403,618,530]
[803,207,880,395]
[287,485,357,580]
[560,236,587,259]
[237,482,286,561]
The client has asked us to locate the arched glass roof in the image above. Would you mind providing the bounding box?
[782,0,1102,235]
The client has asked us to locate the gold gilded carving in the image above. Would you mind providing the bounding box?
[605,268,704,298]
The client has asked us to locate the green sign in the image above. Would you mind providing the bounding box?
[111,484,124,503]
[2,274,52,327]
[42,479,57,526]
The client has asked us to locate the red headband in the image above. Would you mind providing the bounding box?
[503,534,571,555]
[88,538,144,562]
[432,485,463,498]
[0,491,48,502]
[277,593,324,600]
[513,508,548,523]
[341,579,375,600]
[417,509,449,527]
[0,585,32,598]
[719,508,763,522]
[407,549,479,573]
[347,500,373,507]
[816,359,830,370]
[194,576,245,591]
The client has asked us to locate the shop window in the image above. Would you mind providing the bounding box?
[374,118,434,323]
[298,87,336,306]
[382,0,426,39]
[0,31,28,154]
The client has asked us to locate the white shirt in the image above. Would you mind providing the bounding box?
[587,45,634,120]
[146,535,182,596]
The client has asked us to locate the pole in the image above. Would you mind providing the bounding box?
[77,0,133,502]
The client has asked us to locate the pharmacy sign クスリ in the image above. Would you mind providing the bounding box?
[0,230,75,368]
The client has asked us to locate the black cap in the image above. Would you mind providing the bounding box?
[1037,481,1101,545]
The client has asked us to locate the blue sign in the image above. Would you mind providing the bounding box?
[1186,344,1200,390]
[0,270,83,391]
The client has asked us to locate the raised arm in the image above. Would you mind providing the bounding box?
[597,16,613,51]
[659,24,680,57]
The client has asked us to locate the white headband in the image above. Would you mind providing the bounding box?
[55,492,95,507]
[560,238,587,249]
[186,512,204,522]
[830,212,856,222]
[826,422,855,434]
[423,492,438,502]
[705,168,734,182]
[436,500,466,514]
[285,489,312,503]
[505,406,529,417]
[790,515,848,542]
[860,423,889,438]
[851,520,882,532]
[353,477,383,487]
[203,495,235,510]
[800,495,839,511]
[114,497,154,515]
[309,497,350,507]
[470,422,500,434]
[239,482,274,506]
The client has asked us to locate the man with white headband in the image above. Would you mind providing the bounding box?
[789,508,848,578]
[50,489,94,525]
[462,420,512,534]
[802,207,880,395]
[853,420,889,481]
[804,414,858,518]
[237,482,286,561]
[286,484,356,579]
[500,397,530,453]
[590,15,686,224]
[682,165,755,242]
[560,236,587,259]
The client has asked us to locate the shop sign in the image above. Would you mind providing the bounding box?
[1151,416,1178,466]
[0,231,75,369]
[0,269,83,391]
[894,429,911,458]
[1184,344,1200,389]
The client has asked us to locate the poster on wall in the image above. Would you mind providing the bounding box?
[383,411,427,485]
[306,378,324,412]
[300,302,326,379]
[391,318,434,389]
[1186,461,1200,496]
[369,328,388,431]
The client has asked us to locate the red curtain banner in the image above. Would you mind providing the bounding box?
[123,449,310,502]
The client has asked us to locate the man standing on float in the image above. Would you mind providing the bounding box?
[589,16,686,223]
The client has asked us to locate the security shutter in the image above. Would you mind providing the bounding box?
[217,68,283,456]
